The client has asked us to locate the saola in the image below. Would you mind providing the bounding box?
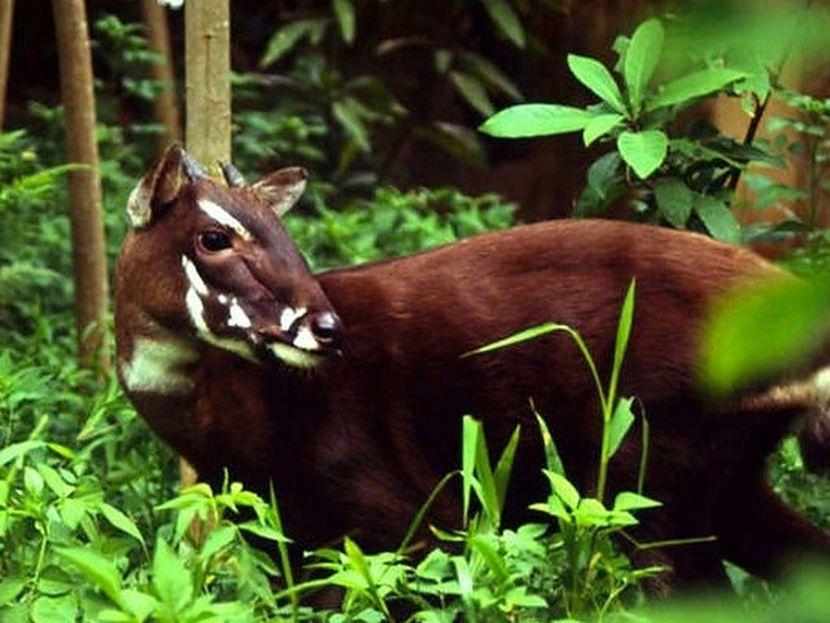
[116,145,830,591]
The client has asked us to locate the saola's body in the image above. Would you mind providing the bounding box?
[116,146,830,592]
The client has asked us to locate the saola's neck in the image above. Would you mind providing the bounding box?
[116,306,202,398]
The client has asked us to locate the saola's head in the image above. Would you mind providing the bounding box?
[119,144,342,369]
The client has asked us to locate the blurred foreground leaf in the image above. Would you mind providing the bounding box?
[700,275,830,395]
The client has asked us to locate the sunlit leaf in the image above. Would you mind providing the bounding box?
[624,19,664,112]
[648,68,746,111]
[618,130,668,179]
[480,104,591,138]
[567,54,626,113]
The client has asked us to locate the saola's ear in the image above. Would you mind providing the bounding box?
[252,167,308,217]
[126,144,206,228]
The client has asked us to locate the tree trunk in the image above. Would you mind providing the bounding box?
[182,0,231,489]
[185,0,230,172]
[52,0,110,371]
[140,0,181,151]
[0,0,14,131]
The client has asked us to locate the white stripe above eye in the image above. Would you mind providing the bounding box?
[198,199,252,241]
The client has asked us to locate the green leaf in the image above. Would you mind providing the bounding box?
[587,152,623,199]
[607,398,635,459]
[654,177,693,228]
[460,52,522,101]
[614,491,662,512]
[479,0,525,48]
[332,0,356,44]
[567,54,626,112]
[480,104,591,138]
[0,578,25,606]
[55,547,122,605]
[532,404,566,477]
[0,440,44,467]
[694,195,740,243]
[32,595,77,623]
[461,416,479,524]
[462,321,561,356]
[260,19,321,67]
[583,113,624,146]
[100,503,145,547]
[544,470,580,510]
[469,535,509,583]
[608,279,636,408]
[617,130,667,179]
[332,99,371,152]
[152,538,192,612]
[700,276,830,395]
[450,71,495,117]
[624,19,664,112]
[493,426,521,511]
[648,68,746,111]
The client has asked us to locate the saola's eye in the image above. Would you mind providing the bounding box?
[198,230,232,252]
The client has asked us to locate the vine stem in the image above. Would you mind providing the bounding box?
[727,0,815,192]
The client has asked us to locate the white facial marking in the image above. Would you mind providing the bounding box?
[181,255,208,296]
[293,325,320,351]
[186,286,257,362]
[228,297,252,329]
[218,294,229,305]
[269,343,323,369]
[120,337,198,394]
[279,306,307,332]
[198,199,252,241]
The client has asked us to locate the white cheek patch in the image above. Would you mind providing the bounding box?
[227,297,252,329]
[181,255,208,296]
[269,343,323,369]
[293,325,320,351]
[198,199,252,241]
[279,306,307,332]
[120,337,199,394]
[185,286,257,362]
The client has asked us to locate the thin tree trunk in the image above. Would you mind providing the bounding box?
[141,0,181,151]
[185,0,230,172]
[0,0,14,130]
[182,0,231,489]
[52,0,110,371]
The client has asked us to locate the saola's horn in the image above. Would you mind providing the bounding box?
[220,162,247,188]
[181,150,208,181]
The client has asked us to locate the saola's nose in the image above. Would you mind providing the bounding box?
[306,311,343,351]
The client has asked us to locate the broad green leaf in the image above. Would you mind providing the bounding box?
[567,54,626,112]
[32,595,77,623]
[120,589,158,620]
[648,68,746,111]
[587,151,623,199]
[624,19,664,112]
[617,130,667,179]
[449,71,495,117]
[544,470,580,510]
[0,578,25,606]
[583,113,624,146]
[607,398,635,459]
[700,276,830,395]
[469,535,509,583]
[153,538,192,612]
[479,0,525,48]
[614,491,662,511]
[55,547,122,605]
[694,195,740,243]
[100,503,145,547]
[332,0,356,44]
[260,19,320,67]
[460,52,522,101]
[654,177,693,228]
[0,440,44,467]
[239,520,290,542]
[480,104,590,138]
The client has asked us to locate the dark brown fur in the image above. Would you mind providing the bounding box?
[116,151,830,594]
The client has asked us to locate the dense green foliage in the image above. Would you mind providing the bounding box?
[3,2,830,622]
